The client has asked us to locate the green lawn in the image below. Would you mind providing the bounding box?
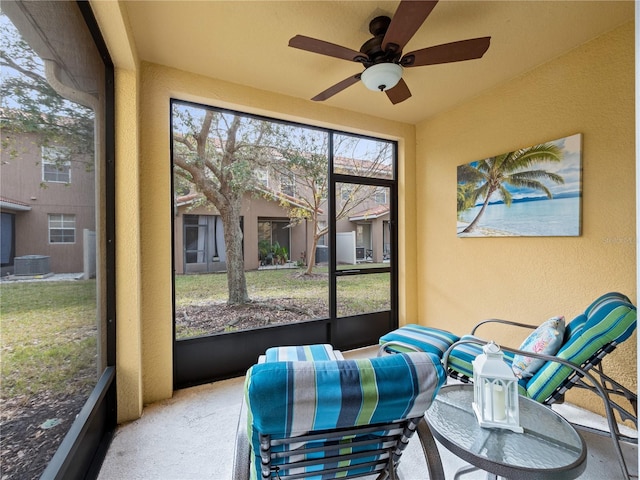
[175,266,390,313]
[176,268,330,304]
[1,280,97,398]
[1,268,391,392]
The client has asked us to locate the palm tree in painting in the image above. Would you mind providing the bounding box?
[458,143,564,234]
[457,181,477,214]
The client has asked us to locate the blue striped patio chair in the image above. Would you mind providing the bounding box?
[232,348,447,480]
[387,292,636,479]
[444,292,636,420]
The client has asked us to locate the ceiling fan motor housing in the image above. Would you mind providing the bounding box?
[360,16,402,65]
[369,15,390,36]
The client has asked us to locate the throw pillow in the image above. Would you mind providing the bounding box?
[511,316,565,379]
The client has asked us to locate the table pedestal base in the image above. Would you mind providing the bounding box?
[455,464,498,480]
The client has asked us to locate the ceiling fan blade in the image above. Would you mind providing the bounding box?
[382,0,438,53]
[385,78,411,105]
[402,37,491,67]
[289,35,365,62]
[312,74,362,101]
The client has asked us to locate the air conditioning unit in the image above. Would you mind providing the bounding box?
[14,255,50,276]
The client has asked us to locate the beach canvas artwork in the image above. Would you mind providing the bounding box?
[457,133,582,237]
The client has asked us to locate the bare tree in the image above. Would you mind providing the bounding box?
[271,130,392,275]
[172,105,276,304]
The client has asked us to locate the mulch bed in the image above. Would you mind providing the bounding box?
[176,297,330,335]
[1,391,88,480]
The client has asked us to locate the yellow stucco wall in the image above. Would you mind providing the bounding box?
[90,0,145,421]
[114,68,144,420]
[415,21,636,415]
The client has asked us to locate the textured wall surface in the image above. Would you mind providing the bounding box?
[416,22,636,416]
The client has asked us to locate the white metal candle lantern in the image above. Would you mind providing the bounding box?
[472,342,523,433]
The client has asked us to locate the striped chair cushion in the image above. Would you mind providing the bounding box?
[379,324,460,356]
[446,335,517,380]
[526,292,637,402]
[245,352,445,479]
[264,344,339,362]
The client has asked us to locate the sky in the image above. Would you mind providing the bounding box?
[514,133,582,199]
[460,133,582,201]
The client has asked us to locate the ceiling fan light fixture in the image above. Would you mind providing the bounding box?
[361,63,402,92]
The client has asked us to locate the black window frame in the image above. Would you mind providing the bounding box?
[170,99,398,386]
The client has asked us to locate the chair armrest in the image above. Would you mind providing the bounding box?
[443,338,601,396]
[471,318,538,336]
[378,340,425,356]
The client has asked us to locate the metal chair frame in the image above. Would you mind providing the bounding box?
[232,394,446,480]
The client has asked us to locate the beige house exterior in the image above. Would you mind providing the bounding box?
[173,182,390,274]
[0,131,95,275]
[171,129,394,275]
[174,191,309,273]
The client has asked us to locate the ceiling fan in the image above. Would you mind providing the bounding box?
[288,0,490,105]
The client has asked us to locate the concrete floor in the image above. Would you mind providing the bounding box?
[98,347,638,480]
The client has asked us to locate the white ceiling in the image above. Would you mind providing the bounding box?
[123,1,633,125]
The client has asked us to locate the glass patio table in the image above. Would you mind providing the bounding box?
[425,384,587,480]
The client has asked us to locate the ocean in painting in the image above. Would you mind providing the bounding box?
[457,195,581,237]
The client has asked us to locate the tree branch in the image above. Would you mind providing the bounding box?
[1,55,47,86]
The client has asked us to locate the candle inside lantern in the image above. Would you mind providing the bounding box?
[484,382,506,421]
[472,342,523,432]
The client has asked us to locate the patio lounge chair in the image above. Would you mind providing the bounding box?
[232,344,447,480]
[379,292,638,479]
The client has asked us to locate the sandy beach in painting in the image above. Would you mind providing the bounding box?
[456,221,515,237]
[457,196,581,237]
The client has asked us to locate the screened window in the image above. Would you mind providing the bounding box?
[256,169,269,187]
[374,187,387,204]
[42,146,71,183]
[258,220,289,247]
[341,184,353,201]
[280,172,295,196]
[48,213,76,243]
[171,100,397,384]
[317,220,327,246]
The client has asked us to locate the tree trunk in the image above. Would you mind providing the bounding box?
[304,233,320,275]
[462,190,494,234]
[220,203,249,304]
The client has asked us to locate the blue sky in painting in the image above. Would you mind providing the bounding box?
[463,133,582,203]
